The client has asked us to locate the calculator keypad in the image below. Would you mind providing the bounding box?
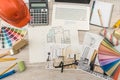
[30,8,49,25]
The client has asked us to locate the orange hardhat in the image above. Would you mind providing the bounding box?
[0,0,30,28]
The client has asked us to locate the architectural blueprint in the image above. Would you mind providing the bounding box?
[28,26,81,63]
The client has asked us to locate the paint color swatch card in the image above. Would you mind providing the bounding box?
[90,0,114,28]
[98,39,120,79]
[0,26,27,49]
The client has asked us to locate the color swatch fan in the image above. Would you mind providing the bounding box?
[0,26,27,49]
[98,39,120,79]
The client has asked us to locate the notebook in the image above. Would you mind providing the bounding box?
[90,0,114,28]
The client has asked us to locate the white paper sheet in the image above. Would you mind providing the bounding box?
[82,32,103,64]
[28,26,80,63]
[28,26,50,63]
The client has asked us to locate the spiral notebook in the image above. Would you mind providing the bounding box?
[90,0,114,28]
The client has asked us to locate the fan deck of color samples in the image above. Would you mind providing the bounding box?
[0,26,27,49]
[98,39,120,78]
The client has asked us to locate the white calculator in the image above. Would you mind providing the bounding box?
[29,0,49,26]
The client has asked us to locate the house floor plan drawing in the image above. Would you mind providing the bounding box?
[28,26,81,63]
[47,27,71,44]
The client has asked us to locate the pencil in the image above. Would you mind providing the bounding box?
[0,63,17,75]
[0,58,17,62]
[98,9,107,35]
[0,70,16,79]
[0,51,10,58]
[98,9,103,27]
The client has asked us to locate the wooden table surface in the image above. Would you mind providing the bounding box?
[0,0,120,80]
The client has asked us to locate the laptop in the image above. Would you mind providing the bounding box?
[52,4,90,30]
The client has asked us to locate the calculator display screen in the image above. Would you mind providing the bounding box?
[31,3,46,7]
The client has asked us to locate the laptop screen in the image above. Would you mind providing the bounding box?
[55,0,91,4]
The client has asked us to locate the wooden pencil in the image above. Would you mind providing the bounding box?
[98,9,103,27]
[0,58,17,62]
[0,63,17,75]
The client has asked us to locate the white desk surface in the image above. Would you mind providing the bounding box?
[0,0,120,80]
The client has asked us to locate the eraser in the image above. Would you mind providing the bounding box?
[17,61,26,72]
